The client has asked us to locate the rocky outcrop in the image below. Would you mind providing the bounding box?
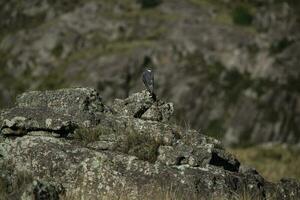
[0,88,299,199]
[111,90,174,121]
[0,88,108,137]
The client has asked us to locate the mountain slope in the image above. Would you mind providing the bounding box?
[0,0,299,145]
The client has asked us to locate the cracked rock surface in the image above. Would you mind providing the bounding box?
[0,88,299,199]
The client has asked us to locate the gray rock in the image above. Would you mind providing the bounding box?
[111,90,174,122]
[157,143,239,170]
[239,164,260,175]
[21,180,63,200]
[0,88,113,136]
[111,90,154,117]
[86,141,117,151]
[0,107,78,136]
[209,148,240,172]
[0,159,63,200]
[16,87,107,116]
[265,178,300,200]
[0,136,264,199]
[141,101,174,122]
[0,88,299,199]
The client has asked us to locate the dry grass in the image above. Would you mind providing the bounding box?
[73,125,115,145]
[73,125,163,163]
[229,144,300,182]
[117,130,163,163]
[59,177,257,200]
[0,160,33,200]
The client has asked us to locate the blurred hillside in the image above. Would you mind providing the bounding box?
[0,0,300,146]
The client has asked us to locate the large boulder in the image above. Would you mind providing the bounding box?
[0,88,299,199]
[0,88,110,137]
[16,87,106,115]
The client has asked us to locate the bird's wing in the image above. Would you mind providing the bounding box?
[142,71,150,92]
[149,71,154,93]
[142,70,155,94]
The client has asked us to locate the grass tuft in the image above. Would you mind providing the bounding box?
[73,125,114,145]
[0,160,34,200]
[118,129,163,163]
[73,125,163,163]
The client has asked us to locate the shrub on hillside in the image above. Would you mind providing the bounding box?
[137,0,162,9]
[231,5,253,26]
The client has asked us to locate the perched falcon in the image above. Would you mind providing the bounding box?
[142,68,156,100]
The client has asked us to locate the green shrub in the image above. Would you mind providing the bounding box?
[269,38,293,54]
[51,43,64,57]
[231,5,253,26]
[137,0,162,9]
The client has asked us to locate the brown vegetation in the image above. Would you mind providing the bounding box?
[230,145,300,182]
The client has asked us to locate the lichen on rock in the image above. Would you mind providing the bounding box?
[111,90,174,122]
[0,87,299,199]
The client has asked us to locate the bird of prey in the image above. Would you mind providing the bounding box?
[142,68,156,101]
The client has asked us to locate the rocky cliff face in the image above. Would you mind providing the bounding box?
[0,0,299,145]
[0,88,299,199]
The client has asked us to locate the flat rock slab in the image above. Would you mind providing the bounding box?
[16,87,106,117]
[0,107,77,136]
